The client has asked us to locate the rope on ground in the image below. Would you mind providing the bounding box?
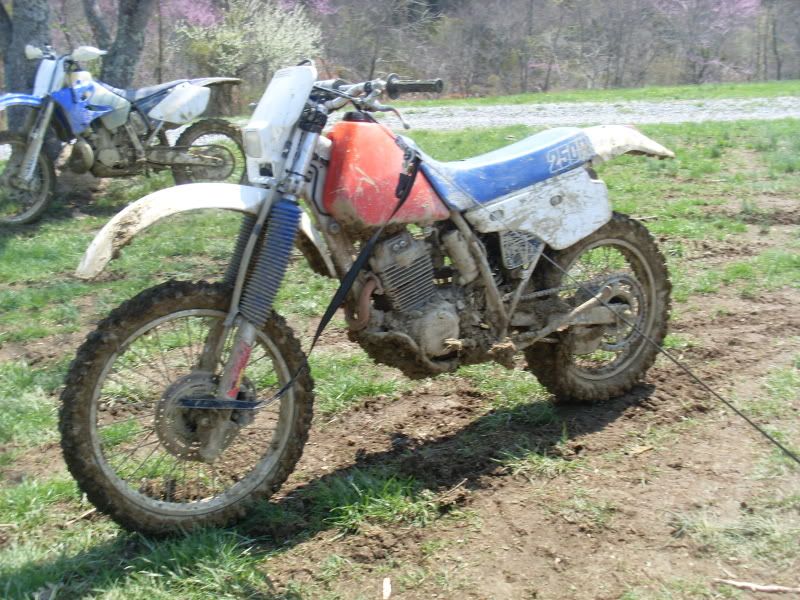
[540,251,800,468]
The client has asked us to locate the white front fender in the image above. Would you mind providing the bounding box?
[584,125,675,164]
[76,183,335,280]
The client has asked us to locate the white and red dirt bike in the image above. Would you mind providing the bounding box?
[60,64,674,535]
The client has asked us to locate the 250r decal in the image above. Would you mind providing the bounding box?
[547,137,593,174]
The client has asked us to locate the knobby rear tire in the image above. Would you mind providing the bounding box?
[171,118,245,185]
[525,213,671,402]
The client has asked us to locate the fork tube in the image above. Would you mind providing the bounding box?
[18,100,55,183]
[215,129,320,399]
[218,321,257,400]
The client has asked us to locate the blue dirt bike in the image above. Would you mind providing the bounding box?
[0,44,244,224]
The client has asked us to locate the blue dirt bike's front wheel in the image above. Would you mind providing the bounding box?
[0,131,55,225]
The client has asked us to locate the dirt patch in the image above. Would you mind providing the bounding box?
[254,223,800,598]
[0,441,65,487]
[3,197,799,597]
[709,184,800,226]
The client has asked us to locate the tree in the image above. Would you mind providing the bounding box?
[320,0,432,81]
[649,0,761,83]
[177,0,321,79]
[0,0,50,94]
[81,0,156,88]
[0,0,50,132]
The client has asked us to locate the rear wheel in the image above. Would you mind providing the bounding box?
[0,131,55,225]
[60,281,313,535]
[525,213,670,402]
[171,119,245,185]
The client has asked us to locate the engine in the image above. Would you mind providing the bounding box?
[89,111,149,172]
[368,230,460,358]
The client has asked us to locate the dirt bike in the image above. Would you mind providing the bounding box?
[0,44,244,224]
[60,63,674,535]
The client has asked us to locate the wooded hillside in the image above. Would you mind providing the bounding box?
[2,0,799,106]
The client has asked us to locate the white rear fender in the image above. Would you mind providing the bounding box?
[584,125,675,165]
[76,183,335,280]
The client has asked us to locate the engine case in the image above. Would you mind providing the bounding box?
[95,128,123,166]
[369,230,460,359]
[409,299,459,357]
[370,231,435,312]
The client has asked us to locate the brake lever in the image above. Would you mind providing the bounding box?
[370,100,410,130]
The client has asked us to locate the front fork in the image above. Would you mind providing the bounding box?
[193,123,323,403]
[217,322,257,400]
[15,99,55,187]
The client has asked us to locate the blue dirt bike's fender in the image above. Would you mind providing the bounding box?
[75,183,335,280]
[0,93,43,111]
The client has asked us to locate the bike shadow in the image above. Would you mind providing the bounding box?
[0,384,655,596]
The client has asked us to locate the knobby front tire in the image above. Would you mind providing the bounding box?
[0,131,55,225]
[59,280,313,535]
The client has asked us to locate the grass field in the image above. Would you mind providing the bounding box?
[0,116,798,598]
[398,79,800,108]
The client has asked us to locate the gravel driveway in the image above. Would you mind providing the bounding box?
[395,95,800,131]
[3,95,798,162]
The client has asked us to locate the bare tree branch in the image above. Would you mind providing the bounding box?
[714,579,800,594]
[81,0,112,50]
[0,3,12,55]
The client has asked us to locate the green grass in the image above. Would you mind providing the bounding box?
[246,465,457,540]
[662,333,697,351]
[310,350,405,416]
[669,496,800,568]
[0,528,274,599]
[555,489,617,532]
[674,247,800,301]
[0,477,79,533]
[0,360,66,446]
[496,445,582,480]
[2,114,800,597]
[398,79,800,109]
[739,355,800,421]
[311,469,441,533]
[621,578,743,599]
[456,363,555,428]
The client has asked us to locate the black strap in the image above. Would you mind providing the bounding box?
[185,139,423,410]
[271,143,423,401]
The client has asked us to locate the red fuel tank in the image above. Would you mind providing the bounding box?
[322,120,449,228]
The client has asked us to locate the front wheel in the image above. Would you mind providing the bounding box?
[0,131,55,225]
[171,118,246,185]
[525,213,671,402]
[59,281,314,535]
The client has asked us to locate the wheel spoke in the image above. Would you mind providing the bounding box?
[61,283,312,533]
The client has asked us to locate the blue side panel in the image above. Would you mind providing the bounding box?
[0,93,43,111]
[421,127,596,206]
[134,90,170,116]
[51,83,113,135]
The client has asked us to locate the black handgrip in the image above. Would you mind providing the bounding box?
[386,74,444,99]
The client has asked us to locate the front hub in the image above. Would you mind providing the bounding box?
[155,371,255,463]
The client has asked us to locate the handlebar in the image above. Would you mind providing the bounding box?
[386,74,444,99]
[313,74,445,127]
